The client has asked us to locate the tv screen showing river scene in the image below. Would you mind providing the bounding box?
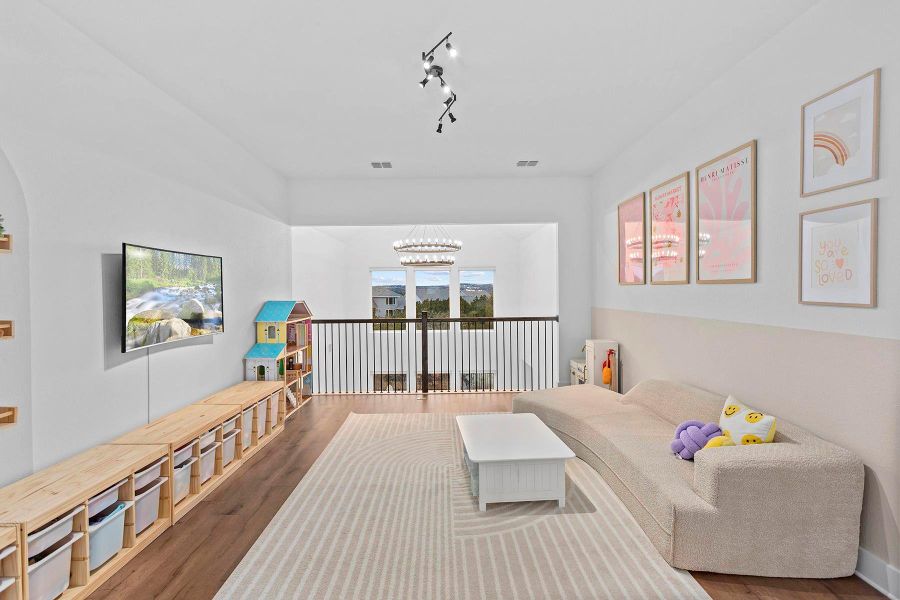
[122,243,224,352]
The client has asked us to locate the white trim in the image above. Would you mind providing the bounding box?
[856,547,900,600]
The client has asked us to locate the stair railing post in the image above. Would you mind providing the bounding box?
[421,311,429,395]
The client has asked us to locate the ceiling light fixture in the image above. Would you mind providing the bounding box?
[418,32,460,133]
[448,112,456,123]
[394,225,463,266]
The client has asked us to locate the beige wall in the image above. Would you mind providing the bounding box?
[592,307,900,568]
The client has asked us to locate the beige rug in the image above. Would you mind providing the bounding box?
[216,413,710,600]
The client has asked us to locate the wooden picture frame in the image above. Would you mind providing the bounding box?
[649,172,689,285]
[695,140,756,284]
[799,198,877,307]
[801,69,880,197]
[617,193,646,285]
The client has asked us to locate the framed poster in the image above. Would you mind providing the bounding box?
[799,199,877,307]
[801,69,880,197]
[695,140,756,284]
[649,172,689,284]
[617,193,645,285]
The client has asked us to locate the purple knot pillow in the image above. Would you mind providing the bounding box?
[670,420,722,460]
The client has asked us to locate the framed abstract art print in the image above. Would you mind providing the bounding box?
[801,69,880,197]
[695,140,757,284]
[799,199,877,307]
[617,193,645,285]
[649,172,689,284]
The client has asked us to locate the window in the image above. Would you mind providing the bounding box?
[385,297,397,305]
[461,372,495,391]
[373,373,407,392]
[372,270,406,329]
[416,373,451,391]
[267,325,276,340]
[460,270,494,329]
[415,270,450,318]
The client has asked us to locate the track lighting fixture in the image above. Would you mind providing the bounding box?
[418,32,460,132]
[448,112,456,123]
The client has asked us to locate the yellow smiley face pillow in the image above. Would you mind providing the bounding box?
[719,396,776,446]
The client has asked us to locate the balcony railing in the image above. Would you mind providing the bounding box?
[312,313,559,394]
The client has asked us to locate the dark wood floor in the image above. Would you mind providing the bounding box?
[89,393,883,600]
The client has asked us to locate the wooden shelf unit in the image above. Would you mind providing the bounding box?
[0,235,10,254]
[0,322,13,340]
[197,381,285,458]
[0,445,170,600]
[0,526,22,600]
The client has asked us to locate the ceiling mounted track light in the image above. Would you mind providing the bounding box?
[417,32,460,133]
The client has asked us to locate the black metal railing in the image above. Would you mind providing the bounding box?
[312,313,559,394]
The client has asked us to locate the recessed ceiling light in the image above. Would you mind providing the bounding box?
[516,160,539,167]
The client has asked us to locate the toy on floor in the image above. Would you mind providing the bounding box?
[670,420,722,460]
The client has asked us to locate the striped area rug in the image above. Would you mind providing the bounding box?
[215,413,710,600]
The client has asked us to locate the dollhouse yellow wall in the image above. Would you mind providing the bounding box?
[256,322,286,344]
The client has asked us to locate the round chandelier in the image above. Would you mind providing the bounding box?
[393,224,462,266]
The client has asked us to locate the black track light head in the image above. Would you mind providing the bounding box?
[449,112,456,123]
[445,41,457,57]
[436,122,443,133]
[423,54,434,69]
[443,97,453,107]
[419,77,429,88]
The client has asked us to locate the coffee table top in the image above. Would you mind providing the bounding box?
[456,413,575,463]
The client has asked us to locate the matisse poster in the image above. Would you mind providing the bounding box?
[617,193,645,285]
[650,173,689,284]
[695,141,756,283]
[800,199,876,307]
[802,70,880,196]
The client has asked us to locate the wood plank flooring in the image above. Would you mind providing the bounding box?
[88,393,883,600]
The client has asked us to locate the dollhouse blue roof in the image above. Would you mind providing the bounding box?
[244,343,286,359]
[255,301,297,323]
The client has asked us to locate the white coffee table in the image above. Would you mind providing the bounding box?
[456,413,575,511]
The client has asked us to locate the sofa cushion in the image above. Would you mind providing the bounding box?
[623,379,723,425]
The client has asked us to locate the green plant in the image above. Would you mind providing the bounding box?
[0,214,5,236]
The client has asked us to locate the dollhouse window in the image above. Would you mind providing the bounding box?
[268,325,276,339]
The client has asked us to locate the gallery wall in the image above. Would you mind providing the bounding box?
[289,177,591,378]
[0,1,292,481]
[591,0,899,588]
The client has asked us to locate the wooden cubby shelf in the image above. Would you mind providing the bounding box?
[0,235,11,254]
[0,525,22,600]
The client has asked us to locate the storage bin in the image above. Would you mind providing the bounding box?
[256,399,267,438]
[0,577,14,594]
[87,479,127,519]
[173,440,197,467]
[222,415,239,434]
[134,456,167,490]
[241,408,253,450]
[0,543,15,561]
[199,426,220,450]
[199,442,220,484]
[27,506,84,559]
[134,477,167,535]
[222,429,240,467]
[173,457,197,505]
[27,531,83,600]
[268,393,279,428]
[87,501,131,571]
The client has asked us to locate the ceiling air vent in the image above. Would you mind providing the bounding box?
[371,161,393,169]
[516,160,539,167]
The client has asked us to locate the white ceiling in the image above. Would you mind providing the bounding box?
[39,0,816,180]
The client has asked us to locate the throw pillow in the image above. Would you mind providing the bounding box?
[719,396,776,445]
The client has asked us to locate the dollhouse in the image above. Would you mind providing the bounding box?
[244,300,314,414]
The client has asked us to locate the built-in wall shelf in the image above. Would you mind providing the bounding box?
[0,407,17,425]
[0,322,12,340]
[0,235,10,253]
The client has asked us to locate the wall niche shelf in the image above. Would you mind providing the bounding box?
[0,235,10,253]
[0,407,16,425]
[0,322,12,340]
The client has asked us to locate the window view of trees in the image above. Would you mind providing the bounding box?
[460,270,494,329]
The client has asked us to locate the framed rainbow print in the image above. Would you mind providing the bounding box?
[695,140,757,284]
[649,172,689,284]
[801,69,880,197]
[799,199,877,307]
[617,193,645,285]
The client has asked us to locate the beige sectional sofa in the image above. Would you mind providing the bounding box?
[513,380,864,578]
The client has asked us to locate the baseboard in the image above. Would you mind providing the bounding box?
[856,547,900,600]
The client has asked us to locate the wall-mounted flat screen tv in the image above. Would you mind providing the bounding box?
[122,243,224,353]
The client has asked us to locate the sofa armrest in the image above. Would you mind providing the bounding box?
[693,442,864,508]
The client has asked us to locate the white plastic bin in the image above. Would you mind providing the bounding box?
[173,440,197,467]
[0,577,14,594]
[173,457,197,505]
[199,442,220,484]
[27,506,84,559]
[0,543,16,562]
[87,501,131,571]
[27,532,83,600]
[256,399,267,438]
[134,478,167,535]
[222,415,239,435]
[268,393,279,427]
[222,429,240,468]
[87,479,127,519]
[241,408,253,449]
[134,457,167,490]
[199,426,220,450]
